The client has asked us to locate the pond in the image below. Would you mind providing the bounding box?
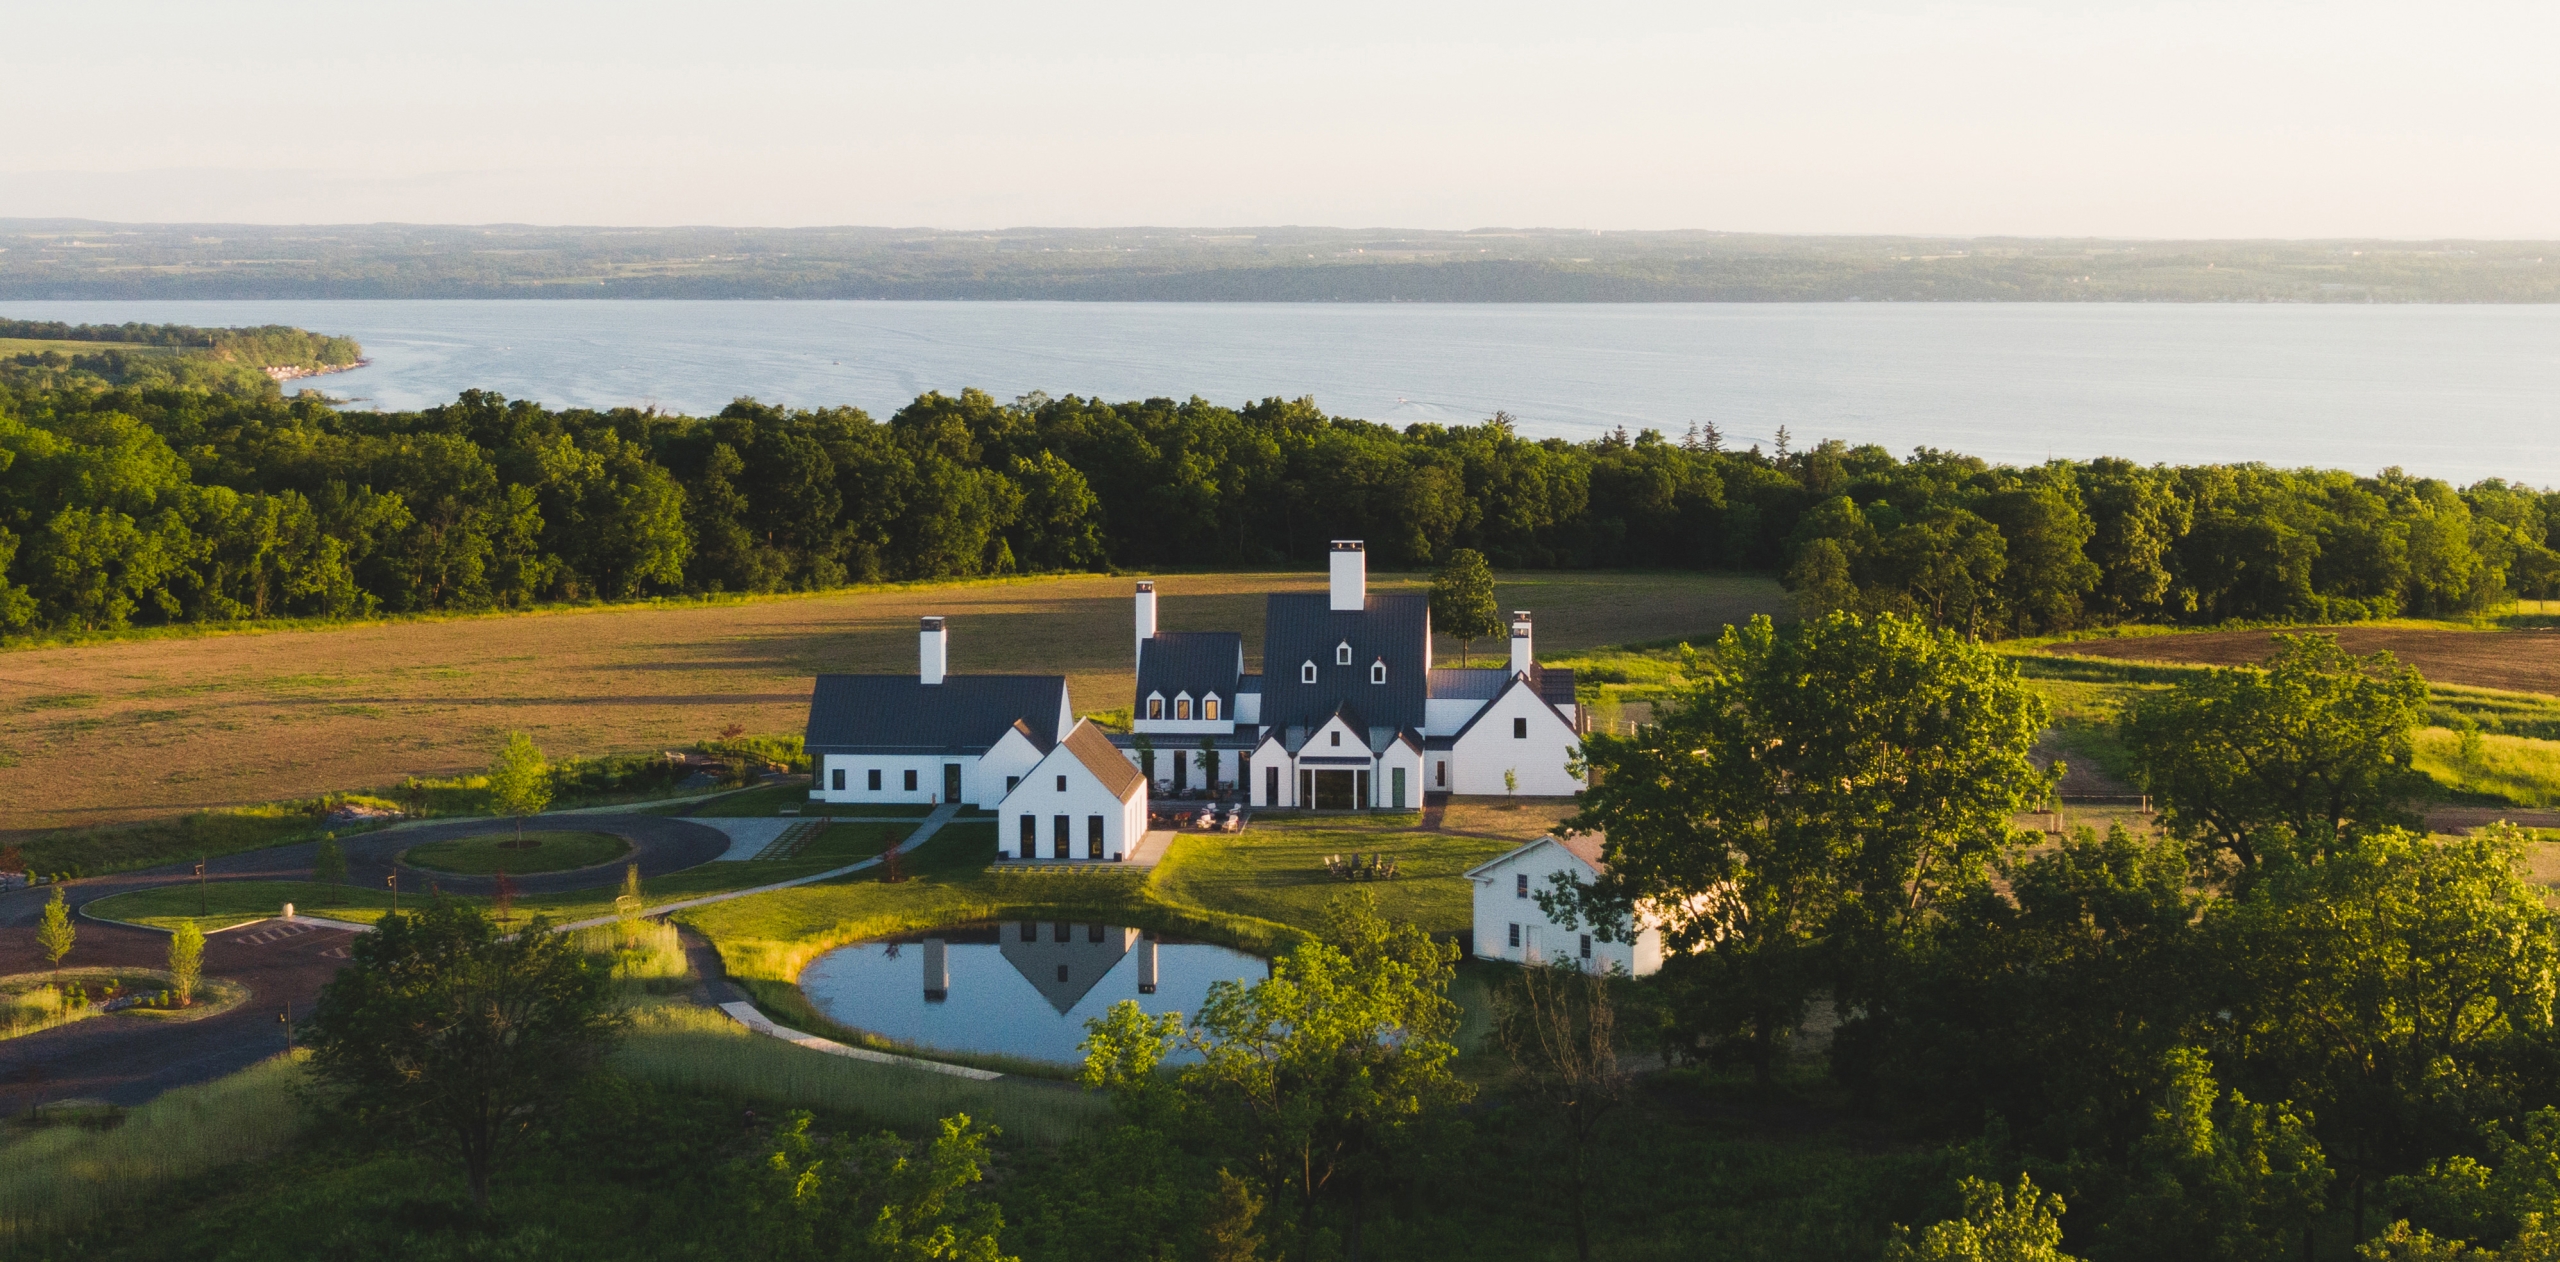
[798,922,1269,1065]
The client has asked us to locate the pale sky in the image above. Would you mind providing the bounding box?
[5,0,2554,236]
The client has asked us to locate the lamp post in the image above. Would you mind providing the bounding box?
[194,861,206,915]
[279,1002,293,1053]
[386,871,398,915]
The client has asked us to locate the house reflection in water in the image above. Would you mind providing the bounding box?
[901,923,1167,1009]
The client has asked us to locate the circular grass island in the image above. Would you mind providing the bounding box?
[401,830,633,876]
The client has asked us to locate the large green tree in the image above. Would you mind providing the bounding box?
[1427,547,1500,665]
[303,900,625,1213]
[2121,633,2431,871]
[1561,612,2051,1082]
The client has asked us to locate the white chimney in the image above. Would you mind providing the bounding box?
[1509,610,1534,678]
[919,616,948,685]
[1134,580,1156,670]
[1329,540,1366,612]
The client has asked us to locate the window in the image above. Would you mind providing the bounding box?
[1336,642,1353,665]
[1516,873,1529,899]
[1052,921,1070,942]
[1056,774,1068,791]
[1579,934,1592,960]
[1087,815,1104,859]
[1370,661,1386,685]
[1087,920,1105,942]
[1203,695,1219,720]
[1513,717,1528,739]
[1507,923,1521,948]
[1053,817,1070,858]
[1329,730,1341,747]
[1057,964,1071,983]
[1006,775,1019,793]
[1147,695,1164,720]
[1018,814,1036,856]
[1175,696,1191,720]
[1436,760,1447,787]
[1020,921,1038,941]
[831,768,846,791]
[903,769,918,791]
[1301,661,1317,684]
[868,769,882,791]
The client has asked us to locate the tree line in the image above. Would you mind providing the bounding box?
[1,369,2556,636]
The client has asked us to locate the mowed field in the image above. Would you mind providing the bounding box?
[0,570,1783,836]
[2053,625,2560,695]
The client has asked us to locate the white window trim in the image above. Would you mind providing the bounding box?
[1174,691,1193,721]
[1146,692,1165,720]
[1301,660,1317,683]
[1202,693,1220,720]
[1335,641,1353,665]
[1370,658,1386,685]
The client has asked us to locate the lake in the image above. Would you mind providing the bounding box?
[5,299,2555,484]
[798,922,1266,1066]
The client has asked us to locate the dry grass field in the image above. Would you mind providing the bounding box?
[0,570,1783,837]
[2055,625,2560,694]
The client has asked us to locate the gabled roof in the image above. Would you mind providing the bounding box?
[1427,667,1512,701]
[1464,833,1608,881]
[1059,720,1146,802]
[1136,631,1243,708]
[1446,672,1583,745]
[1259,592,1430,733]
[996,717,1052,755]
[806,674,1068,754]
[1537,667,1578,707]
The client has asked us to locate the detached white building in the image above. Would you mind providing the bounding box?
[1466,835,1664,977]
[1113,540,1587,810]
[805,617,1073,810]
[1002,719,1149,862]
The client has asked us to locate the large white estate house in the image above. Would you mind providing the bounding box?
[802,539,1587,862]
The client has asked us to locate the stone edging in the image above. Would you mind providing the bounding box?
[715,1001,1003,1081]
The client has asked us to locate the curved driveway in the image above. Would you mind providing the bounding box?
[0,813,725,1111]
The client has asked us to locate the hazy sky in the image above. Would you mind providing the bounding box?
[7,1,2554,236]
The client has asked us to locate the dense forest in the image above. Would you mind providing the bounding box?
[5,221,2557,302]
[0,364,2554,636]
[1,319,362,400]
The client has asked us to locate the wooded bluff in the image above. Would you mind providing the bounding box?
[0,371,2550,636]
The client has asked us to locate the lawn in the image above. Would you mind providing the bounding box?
[2413,727,2560,808]
[0,569,1781,839]
[1148,816,1514,938]
[401,829,632,875]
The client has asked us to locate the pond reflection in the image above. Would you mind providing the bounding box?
[799,923,1270,1065]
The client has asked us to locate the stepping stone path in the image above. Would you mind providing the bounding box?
[229,921,323,948]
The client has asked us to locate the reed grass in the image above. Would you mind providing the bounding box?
[2415,726,2560,808]
[612,1004,1106,1144]
[0,1053,310,1246]
[571,919,690,984]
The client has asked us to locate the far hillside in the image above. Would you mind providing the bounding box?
[0,317,361,396]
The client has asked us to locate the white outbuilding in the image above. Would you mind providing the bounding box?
[1465,834,1663,976]
[998,718,1150,863]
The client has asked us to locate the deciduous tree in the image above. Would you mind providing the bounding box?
[1428,548,1500,665]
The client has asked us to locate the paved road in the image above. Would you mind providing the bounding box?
[0,813,723,1111]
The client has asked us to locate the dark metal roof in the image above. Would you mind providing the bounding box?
[1427,667,1511,701]
[1258,592,1430,733]
[805,674,1068,754]
[1446,673,1583,745]
[1537,666,1578,707]
[1135,631,1242,708]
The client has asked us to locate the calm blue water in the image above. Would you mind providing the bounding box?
[6,299,2556,484]
[799,923,1266,1065]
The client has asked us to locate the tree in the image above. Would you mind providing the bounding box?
[739,1110,1017,1262]
[1564,613,2051,1083]
[2122,633,2430,872]
[1200,1169,1268,1262]
[303,900,625,1213]
[1083,891,1471,1262]
[2101,1048,2330,1262]
[487,730,552,844]
[1495,959,1630,1262]
[167,919,205,1006]
[37,886,73,973]
[1429,548,1500,665]
[1886,1174,2081,1262]
[313,833,346,885]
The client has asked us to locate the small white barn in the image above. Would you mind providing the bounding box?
[1466,835,1663,976]
[998,719,1150,862]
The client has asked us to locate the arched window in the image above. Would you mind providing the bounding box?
[1370,660,1386,685]
[1146,693,1164,720]
[1336,642,1353,665]
[1301,660,1317,684]
[1203,695,1220,720]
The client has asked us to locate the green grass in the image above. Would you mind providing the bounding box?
[1149,818,1508,938]
[649,780,821,817]
[0,1052,310,1247]
[2414,727,2560,808]
[16,805,382,883]
[402,829,632,875]
[85,879,399,931]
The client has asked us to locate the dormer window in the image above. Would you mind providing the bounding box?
[1370,659,1386,685]
[1301,660,1317,684]
[1203,695,1220,720]
[1336,642,1353,666]
[1146,693,1165,720]
[1175,693,1193,721]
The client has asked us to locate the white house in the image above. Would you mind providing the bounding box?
[999,719,1150,863]
[1466,835,1663,976]
[1113,541,1586,810]
[806,617,1074,811]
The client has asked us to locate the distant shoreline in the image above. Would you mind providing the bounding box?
[263,357,368,382]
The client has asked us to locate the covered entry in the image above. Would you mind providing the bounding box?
[1299,767,1370,811]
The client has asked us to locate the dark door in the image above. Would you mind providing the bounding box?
[1314,770,1355,811]
[1018,814,1036,859]
[1172,750,1188,794]
[943,763,963,804]
[1266,765,1279,806]
[1087,815,1104,859]
[1053,814,1071,859]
